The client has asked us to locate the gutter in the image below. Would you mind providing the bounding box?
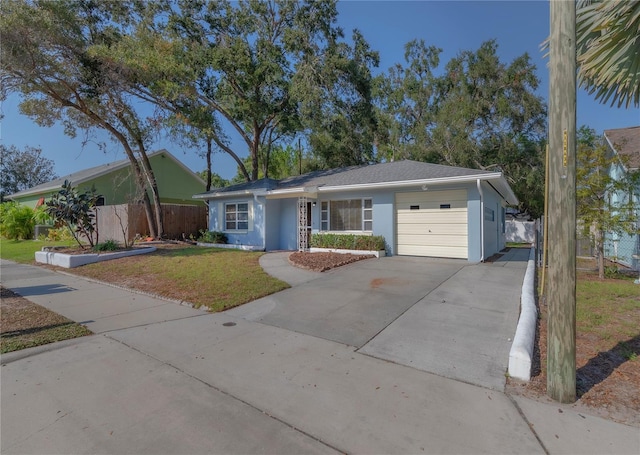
[477,179,485,262]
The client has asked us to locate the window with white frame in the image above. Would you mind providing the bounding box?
[321,198,373,231]
[225,202,249,230]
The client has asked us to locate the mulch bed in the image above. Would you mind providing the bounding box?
[289,251,374,272]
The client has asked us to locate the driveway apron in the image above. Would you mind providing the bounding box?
[360,248,530,390]
[231,250,529,391]
[226,256,465,348]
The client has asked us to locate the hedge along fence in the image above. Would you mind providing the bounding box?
[310,233,386,251]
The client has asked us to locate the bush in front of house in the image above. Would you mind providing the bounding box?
[198,230,228,244]
[310,233,385,251]
[0,201,35,240]
[94,239,119,252]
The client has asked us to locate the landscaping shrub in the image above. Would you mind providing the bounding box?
[43,226,76,242]
[198,230,228,244]
[0,202,35,240]
[94,239,119,252]
[310,233,385,251]
[45,180,101,248]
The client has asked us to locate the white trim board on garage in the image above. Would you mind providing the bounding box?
[396,189,469,259]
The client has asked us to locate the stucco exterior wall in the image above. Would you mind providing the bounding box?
[205,180,511,262]
[208,195,266,249]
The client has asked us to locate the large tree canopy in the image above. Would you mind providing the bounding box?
[0,145,58,200]
[96,0,378,181]
[0,0,166,237]
[376,40,547,217]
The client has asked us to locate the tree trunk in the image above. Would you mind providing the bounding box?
[96,122,158,239]
[137,147,164,239]
[596,229,605,279]
[206,138,213,191]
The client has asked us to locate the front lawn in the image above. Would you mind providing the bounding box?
[0,238,75,263]
[70,245,289,311]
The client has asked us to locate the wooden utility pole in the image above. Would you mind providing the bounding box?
[547,0,577,403]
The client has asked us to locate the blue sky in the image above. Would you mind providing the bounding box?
[2,0,639,181]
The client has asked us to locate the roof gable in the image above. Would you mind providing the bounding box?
[8,149,204,199]
[604,126,640,169]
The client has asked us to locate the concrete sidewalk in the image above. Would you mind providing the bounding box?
[1,256,638,454]
[1,259,205,333]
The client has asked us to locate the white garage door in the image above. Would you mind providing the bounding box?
[396,189,468,259]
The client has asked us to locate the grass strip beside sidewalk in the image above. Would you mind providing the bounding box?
[1,287,92,354]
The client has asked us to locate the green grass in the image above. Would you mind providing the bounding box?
[1,322,92,354]
[506,242,532,248]
[73,246,290,312]
[0,238,75,263]
[576,275,640,339]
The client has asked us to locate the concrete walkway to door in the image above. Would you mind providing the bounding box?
[231,248,527,390]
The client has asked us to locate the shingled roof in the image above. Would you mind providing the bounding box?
[604,126,640,169]
[8,149,202,199]
[195,160,518,205]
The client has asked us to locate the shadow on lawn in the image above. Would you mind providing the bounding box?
[576,334,640,397]
[1,321,83,338]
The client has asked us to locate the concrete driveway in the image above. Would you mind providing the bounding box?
[228,255,464,348]
[228,249,528,390]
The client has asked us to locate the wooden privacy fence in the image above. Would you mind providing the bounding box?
[96,203,207,244]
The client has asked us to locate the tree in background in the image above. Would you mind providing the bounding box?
[576,126,640,279]
[1,0,165,238]
[0,145,57,201]
[576,0,640,108]
[374,39,442,163]
[376,39,547,218]
[299,30,381,168]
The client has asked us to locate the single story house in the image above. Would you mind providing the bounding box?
[194,160,518,262]
[603,126,640,270]
[8,149,206,208]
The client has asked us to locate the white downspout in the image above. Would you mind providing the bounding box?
[477,179,485,262]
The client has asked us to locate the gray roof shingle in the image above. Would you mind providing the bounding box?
[198,160,498,197]
[605,126,640,169]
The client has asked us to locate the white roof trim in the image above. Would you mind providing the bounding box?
[195,171,519,206]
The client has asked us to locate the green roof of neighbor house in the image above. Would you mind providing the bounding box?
[7,149,205,204]
[195,160,519,205]
[605,126,640,169]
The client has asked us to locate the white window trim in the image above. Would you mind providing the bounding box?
[320,198,373,232]
[220,200,253,233]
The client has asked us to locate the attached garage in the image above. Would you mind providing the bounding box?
[396,189,468,259]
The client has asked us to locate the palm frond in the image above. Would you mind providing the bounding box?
[576,0,640,108]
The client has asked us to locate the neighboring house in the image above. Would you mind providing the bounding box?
[8,149,206,208]
[603,126,640,271]
[194,160,518,262]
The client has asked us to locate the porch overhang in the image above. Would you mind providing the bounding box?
[266,186,318,200]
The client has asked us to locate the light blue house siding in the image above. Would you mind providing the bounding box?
[206,180,507,262]
[208,195,268,249]
[604,160,639,270]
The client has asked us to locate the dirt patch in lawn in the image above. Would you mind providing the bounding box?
[289,251,374,272]
[507,272,640,427]
[1,287,92,354]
